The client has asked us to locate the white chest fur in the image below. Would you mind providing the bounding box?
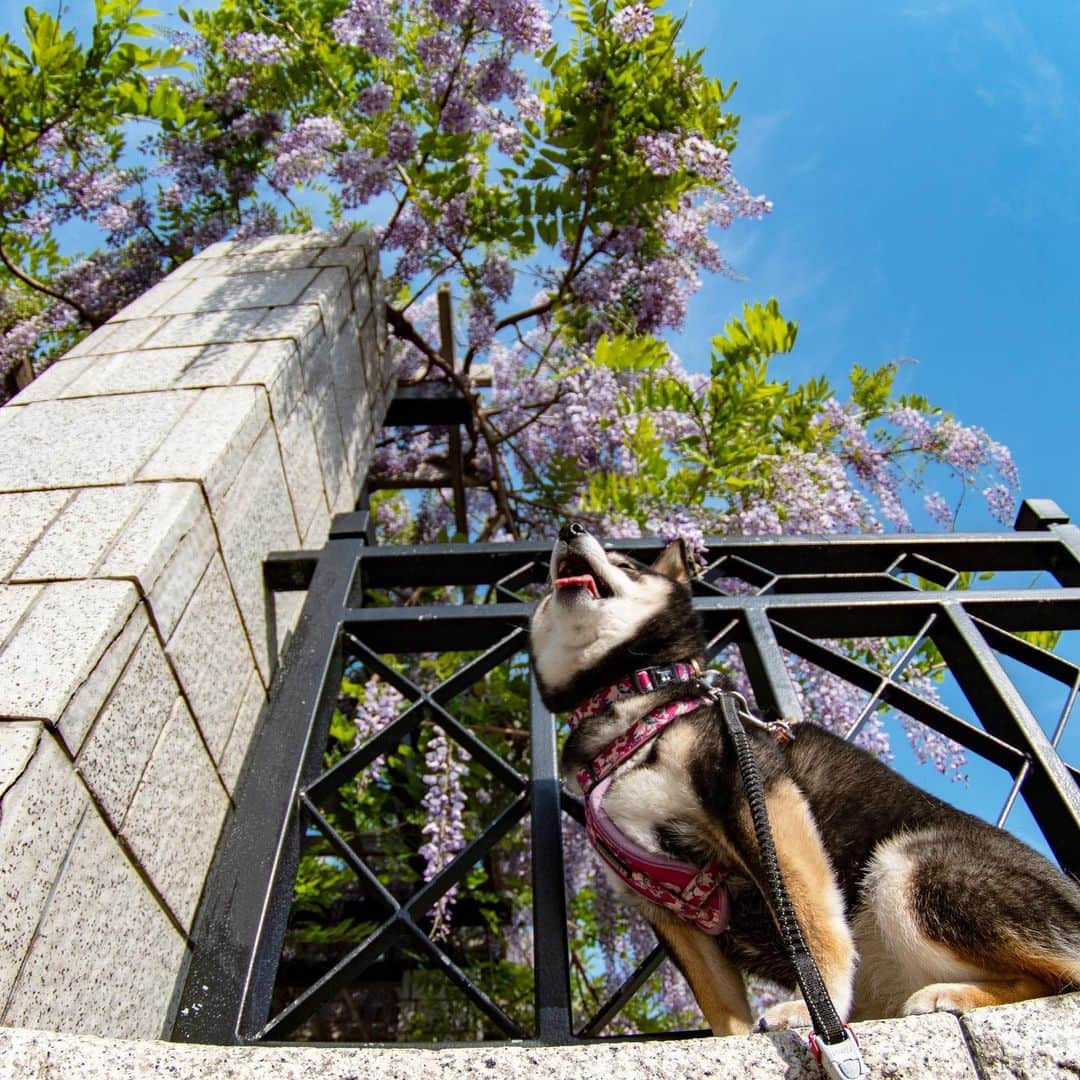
[598,725,709,854]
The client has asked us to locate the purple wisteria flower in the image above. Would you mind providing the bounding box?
[356,81,393,116]
[612,3,654,43]
[935,416,993,476]
[271,116,344,187]
[989,441,1020,489]
[924,491,954,528]
[419,728,470,938]
[889,404,934,447]
[94,203,133,233]
[333,148,392,207]
[332,0,397,58]
[373,494,413,541]
[820,398,911,530]
[901,670,968,778]
[441,94,480,134]
[233,205,282,240]
[386,120,418,162]
[351,675,405,783]
[429,0,468,23]
[70,166,128,213]
[727,449,875,536]
[517,94,543,125]
[381,203,432,280]
[223,31,290,65]
[468,300,497,350]
[416,31,458,69]
[636,130,732,182]
[223,76,251,109]
[679,134,730,181]
[983,483,1015,525]
[493,119,524,156]
[480,254,515,301]
[472,56,526,103]
[481,0,552,51]
[20,209,53,237]
[636,132,682,176]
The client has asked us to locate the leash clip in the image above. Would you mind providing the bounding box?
[809,1027,868,1080]
[700,674,796,746]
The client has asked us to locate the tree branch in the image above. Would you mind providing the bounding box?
[0,240,96,325]
[386,300,520,537]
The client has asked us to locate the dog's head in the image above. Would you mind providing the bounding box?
[528,522,705,713]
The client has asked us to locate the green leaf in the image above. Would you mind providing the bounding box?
[536,217,558,246]
[594,333,668,372]
[711,299,798,371]
[523,159,557,180]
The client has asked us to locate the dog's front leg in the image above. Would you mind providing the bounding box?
[650,911,752,1035]
[733,778,857,1030]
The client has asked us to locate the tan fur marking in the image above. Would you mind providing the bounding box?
[730,779,856,1020]
[992,931,1080,994]
[651,914,752,1035]
[901,975,1054,1016]
[657,722,699,770]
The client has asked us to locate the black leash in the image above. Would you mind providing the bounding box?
[711,686,868,1079]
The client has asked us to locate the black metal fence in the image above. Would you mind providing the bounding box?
[172,498,1080,1046]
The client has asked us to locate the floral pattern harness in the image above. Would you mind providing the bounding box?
[567,662,731,935]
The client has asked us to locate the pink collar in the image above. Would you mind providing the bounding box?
[574,691,730,935]
[567,660,701,731]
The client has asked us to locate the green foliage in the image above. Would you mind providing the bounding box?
[573,297,833,521]
[0,1,184,229]
[594,333,669,372]
[711,298,798,370]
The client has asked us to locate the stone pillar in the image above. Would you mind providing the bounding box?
[0,231,393,1038]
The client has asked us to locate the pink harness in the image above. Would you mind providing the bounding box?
[568,664,731,935]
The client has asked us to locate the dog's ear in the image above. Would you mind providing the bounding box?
[651,538,692,584]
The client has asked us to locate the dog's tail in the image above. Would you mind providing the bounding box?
[1014,944,1080,994]
[909,824,1080,994]
[999,880,1080,993]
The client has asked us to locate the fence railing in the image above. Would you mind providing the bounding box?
[172,498,1080,1045]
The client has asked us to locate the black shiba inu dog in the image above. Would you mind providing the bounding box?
[528,522,1080,1034]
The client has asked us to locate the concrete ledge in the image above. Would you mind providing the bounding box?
[2,994,1078,1078]
[960,992,1080,1078]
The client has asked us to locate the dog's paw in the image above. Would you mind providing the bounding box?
[756,999,812,1032]
[900,984,967,1016]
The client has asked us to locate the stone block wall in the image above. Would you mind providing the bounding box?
[0,231,393,1039]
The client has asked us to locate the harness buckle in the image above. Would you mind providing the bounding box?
[809,1027,868,1080]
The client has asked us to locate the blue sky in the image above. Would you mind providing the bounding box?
[674,0,1080,531]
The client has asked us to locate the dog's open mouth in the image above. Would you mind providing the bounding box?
[554,553,612,599]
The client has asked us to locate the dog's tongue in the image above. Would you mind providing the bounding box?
[555,574,599,598]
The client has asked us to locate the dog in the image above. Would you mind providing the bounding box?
[528,521,1080,1035]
